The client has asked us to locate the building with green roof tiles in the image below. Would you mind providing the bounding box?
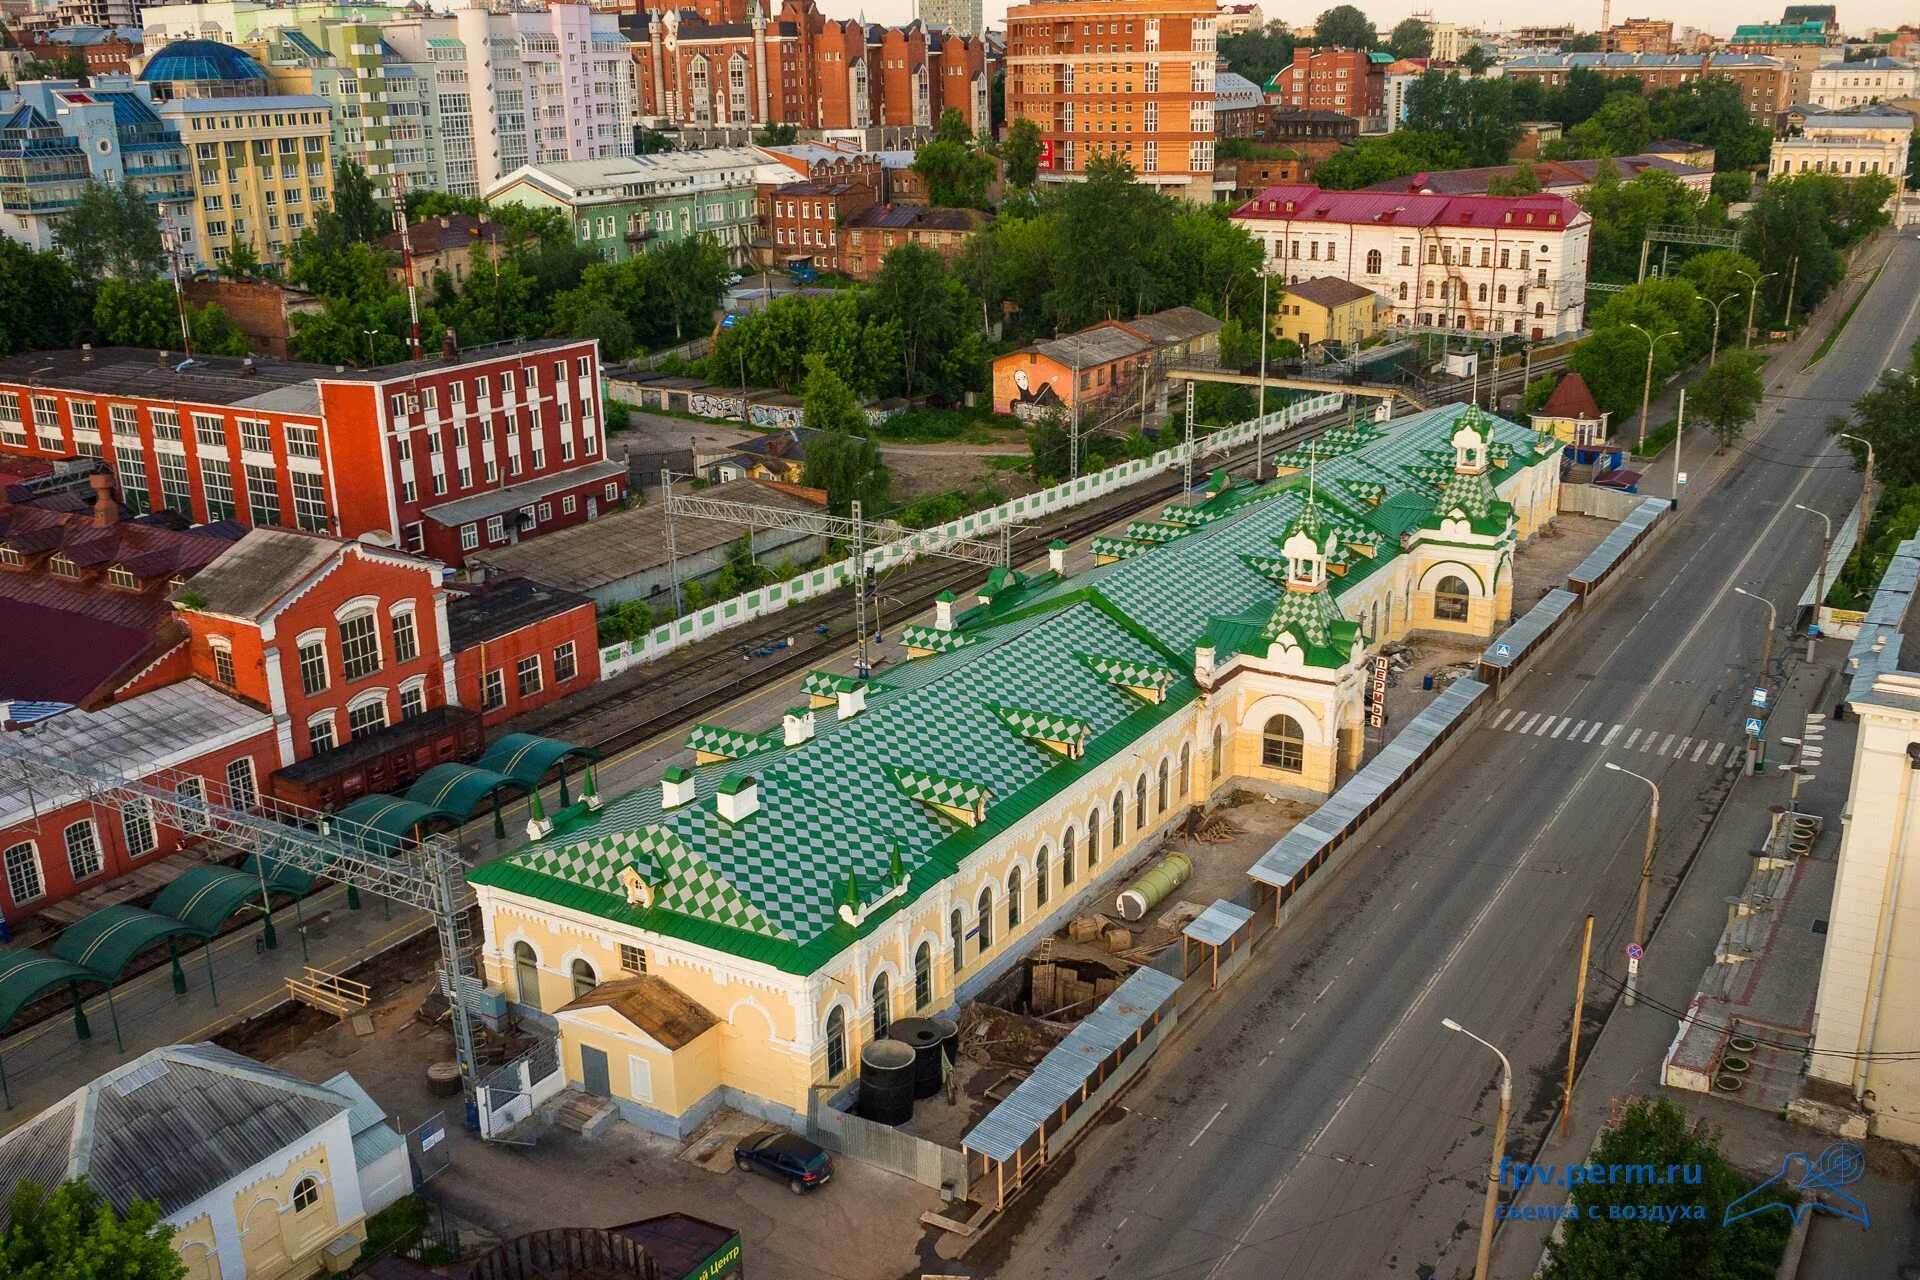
[464,401,1563,1135]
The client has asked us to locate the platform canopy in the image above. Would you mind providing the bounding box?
[48,904,208,982]
[150,866,270,935]
[474,734,599,788]
[243,852,318,895]
[333,795,461,856]
[0,948,96,1030]
[404,762,531,818]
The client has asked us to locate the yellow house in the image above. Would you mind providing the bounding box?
[1276,276,1392,351]
[1530,371,1609,447]
[467,405,1562,1139]
[0,1043,411,1280]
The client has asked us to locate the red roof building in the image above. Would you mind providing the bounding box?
[1532,371,1609,445]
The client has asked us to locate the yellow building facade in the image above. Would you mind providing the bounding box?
[468,405,1561,1138]
[159,97,335,270]
[1275,275,1391,351]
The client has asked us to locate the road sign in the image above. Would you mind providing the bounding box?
[1677,471,1689,485]
[1494,642,1512,659]
[1626,943,1644,960]
[1745,716,1765,737]
[1751,686,1770,708]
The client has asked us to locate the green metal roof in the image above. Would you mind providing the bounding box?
[49,905,207,982]
[335,796,458,856]
[150,866,269,936]
[0,949,94,1031]
[468,402,1556,974]
[473,733,600,786]
[405,762,531,817]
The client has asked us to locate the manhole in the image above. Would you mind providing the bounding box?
[1812,919,1829,935]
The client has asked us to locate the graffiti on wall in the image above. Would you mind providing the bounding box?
[748,402,805,429]
[690,389,746,420]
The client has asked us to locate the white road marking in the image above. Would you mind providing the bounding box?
[1517,713,1542,734]
[1659,733,1677,755]
[1640,733,1657,753]
[1709,742,1728,765]
[1675,736,1692,757]
[1492,708,1515,730]
[1623,729,1642,750]
[1315,979,1337,1002]
[1534,716,1557,735]
[1190,1102,1230,1148]
[1692,741,1709,762]
[1584,721,1604,743]
[1552,719,1572,739]
[1568,719,1587,738]
[1604,724,1622,745]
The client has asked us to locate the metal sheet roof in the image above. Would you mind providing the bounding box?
[1250,678,1487,887]
[1799,501,1863,610]
[1481,589,1577,669]
[962,966,1182,1162]
[49,904,207,981]
[1184,900,1254,948]
[1568,497,1670,587]
[0,949,96,1032]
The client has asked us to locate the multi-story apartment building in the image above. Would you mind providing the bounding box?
[251,21,440,196]
[1427,21,1461,63]
[136,40,333,269]
[1005,0,1218,199]
[0,75,191,254]
[921,0,985,37]
[1502,52,1793,124]
[756,156,884,271]
[139,0,412,47]
[627,3,993,139]
[489,147,791,267]
[1268,46,1387,132]
[1727,17,1831,47]
[15,25,145,76]
[1606,17,1674,55]
[1231,184,1591,339]
[1215,3,1262,37]
[0,337,625,569]
[1771,104,1912,202]
[841,203,988,280]
[1811,57,1919,108]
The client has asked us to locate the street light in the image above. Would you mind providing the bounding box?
[362,328,380,368]
[1795,503,1832,661]
[1733,587,1777,682]
[1442,1017,1512,1280]
[1705,292,1739,364]
[1835,430,1877,537]
[1604,762,1659,1008]
[1626,323,1680,451]
[1734,267,1775,349]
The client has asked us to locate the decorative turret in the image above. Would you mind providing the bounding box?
[1452,407,1490,475]
[1281,500,1333,594]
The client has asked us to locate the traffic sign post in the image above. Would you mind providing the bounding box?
[1751,686,1770,709]
[1625,943,1644,1007]
[1494,642,1512,660]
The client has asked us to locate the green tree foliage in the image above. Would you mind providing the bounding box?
[191,304,253,356]
[1834,337,1920,488]
[1485,166,1543,196]
[1403,73,1525,165]
[1047,156,1174,328]
[220,240,261,280]
[1677,248,1766,335]
[1547,92,1655,159]
[0,239,84,357]
[1692,351,1765,448]
[1001,117,1042,188]
[1740,171,1890,321]
[754,123,798,146]
[1387,17,1431,59]
[330,158,389,243]
[911,125,997,208]
[1648,78,1774,171]
[704,291,895,395]
[404,190,488,221]
[1457,44,1494,74]
[91,280,248,355]
[1561,69,1639,126]
[1,1179,185,1280]
[285,235,421,366]
[864,244,987,400]
[22,51,88,82]
[54,180,163,280]
[1589,277,1709,365]
[1710,172,1753,204]
[1540,1096,1790,1280]
[542,235,728,357]
[1520,374,1559,415]
[1026,412,1077,484]
[1568,324,1671,422]
[1562,33,1603,52]
[799,354,888,515]
[1577,163,1718,283]
[1217,21,1297,86]
[1310,131,1472,189]
[1313,4,1376,49]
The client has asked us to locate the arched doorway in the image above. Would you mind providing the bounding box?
[513,941,541,1010]
[1435,574,1471,621]
[1262,715,1305,772]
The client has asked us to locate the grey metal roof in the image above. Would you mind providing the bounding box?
[178,527,341,622]
[1034,326,1151,368]
[1250,678,1488,888]
[322,1071,406,1172]
[1847,536,1920,709]
[0,1043,352,1223]
[962,966,1182,1162]
[419,458,627,527]
[1799,501,1862,610]
[1127,306,1224,347]
[1481,589,1577,670]
[1184,899,1254,948]
[1568,497,1670,589]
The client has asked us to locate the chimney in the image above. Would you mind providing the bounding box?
[661,763,695,808]
[836,682,867,721]
[1047,539,1068,575]
[782,705,816,746]
[90,472,118,528]
[81,343,93,362]
[934,589,957,631]
[442,327,458,361]
[716,772,759,823]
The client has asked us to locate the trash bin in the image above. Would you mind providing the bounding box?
[1423,673,1434,691]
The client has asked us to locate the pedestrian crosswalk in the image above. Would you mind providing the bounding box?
[1486,707,1740,767]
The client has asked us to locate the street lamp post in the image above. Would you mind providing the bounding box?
[1836,430,1877,537]
[1604,763,1659,1008]
[1627,323,1679,452]
[1706,292,1739,364]
[1734,268,1774,350]
[1734,586,1777,774]
[362,329,380,368]
[1442,1017,1512,1280]
[1795,503,1833,661]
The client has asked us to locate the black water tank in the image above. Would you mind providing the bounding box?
[857,1038,916,1125]
[931,1015,959,1066]
[890,1018,945,1099]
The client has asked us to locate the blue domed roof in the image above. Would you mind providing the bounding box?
[138,39,269,84]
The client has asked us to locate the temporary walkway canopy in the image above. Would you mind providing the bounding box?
[49,904,210,982]
[405,762,530,817]
[150,866,273,936]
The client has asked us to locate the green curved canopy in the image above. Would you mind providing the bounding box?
[49,905,207,982]
[0,948,95,1031]
[243,852,317,895]
[405,763,531,818]
[474,734,599,788]
[150,866,268,935]
[334,795,459,855]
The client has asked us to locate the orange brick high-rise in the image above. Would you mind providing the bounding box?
[1005,0,1219,200]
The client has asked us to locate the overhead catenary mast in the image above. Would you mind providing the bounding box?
[390,174,424,360]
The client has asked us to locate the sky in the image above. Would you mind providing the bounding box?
[859,1,1916,40]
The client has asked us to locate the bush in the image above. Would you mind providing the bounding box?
[359,1195,430,1264]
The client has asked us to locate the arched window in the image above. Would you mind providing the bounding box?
[1535,301,1546,318]
[513,941,541,1010]
[1435,574,1472,621]
[1262,715,1305,772]
[1063,828,1077,886]
[1365,249,1381,274]
[825,1006,847,1077]
[292,1177,319,1213]
[1035,848,1051,907]
[1006,867,1023,929]
[871,972,891,1039]
[1088,808,1102,867]
[1424,280,1435,299]
[1157,758,1170,814]
[570,958,597,999]
[950,908,965,972]
[977,887,994,949]
[1135,776,1147,829]
[1213,725,1225,779]
[1397,281,1408,300]
[1111,792,1124,852]
[1477,283,1488,302]
[1179,743,1191,798]
[914,942,933,1009]
[1498,284,1508,303]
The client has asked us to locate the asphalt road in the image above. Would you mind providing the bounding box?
[984,233,1920,1280]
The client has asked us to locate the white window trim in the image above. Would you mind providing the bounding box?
[333,594,383,622]
[347,689,390,716]
[307,709,338,736]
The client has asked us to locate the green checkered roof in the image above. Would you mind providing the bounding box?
[991,705,1093,751]
[467,403,1551,974]
[800,670,895,699]
[685,722,779,760]
[1090,536,1147,560]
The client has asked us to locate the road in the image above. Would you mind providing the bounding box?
[981,234,1919,1280]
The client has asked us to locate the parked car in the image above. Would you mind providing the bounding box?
[734,1130,833,1193]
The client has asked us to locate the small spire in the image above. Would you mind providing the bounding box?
[888,843,905,885]
[842,869,861,908]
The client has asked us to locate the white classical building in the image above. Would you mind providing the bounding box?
[1810,56,1919,109]
[1771,104,1912,202]
[1230,184,1591,339]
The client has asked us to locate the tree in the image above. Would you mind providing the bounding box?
[1520,374,1559,416]
[1678,248,1765,326]
[1457,44,1495,75]
[1577,163,1715,283]
[1,1179,185,1280]
[798,353,888,516]
[1404,73,1525,166]
[330,158,388,243]
[1485,166,1543,196]
[1548,92,1655,159]
[1001,117,1042,189]
[1313,5,1376,50]
[753,123,797,146]
[1218,21,1297,86]
[1047,155,1174,329]
[22,50,87,82]
[1568,325,1670,421]
[1540,1096,1790,1280]
[1387,17,1431,59]
[93,279,182,349]
[221,240,261,280]
[1310,131,1472,189]
[1833,337,1920,488]
[54,180,163,280]
[1739,172,1862,320]
[1562,32,1603,52]
[1692,352,1765,449]
[911,136,996,208]
[191,303,253,356]
[0,240,84,357]
[1026,411,1076,484]
[864,244,987,400]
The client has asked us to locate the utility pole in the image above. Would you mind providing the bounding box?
[1671,388,1685,511]
[1604,763,1658,1008]
[1443,1019,1511,1280]
[852,499,870,679]
[1070,359,1082,481]
[1182,379,1196,498]
[1257,272,1269,481]
[1783,255,1800,330]
[661,466,686,617]
[1560,914,1593,1142]
[390,174,423,360]
[1796,503,1832,661]
[1838,431,1876,534]
[163,228,193,358]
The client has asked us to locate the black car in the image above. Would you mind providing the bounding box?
[734,1130,833,1193]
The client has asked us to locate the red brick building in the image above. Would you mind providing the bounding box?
[756,158,884,272]
[0,336,626,570]
[1268,47,1386,128]
[627,3,992,135]
[447,575,600,730]
[842,204,989,280]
